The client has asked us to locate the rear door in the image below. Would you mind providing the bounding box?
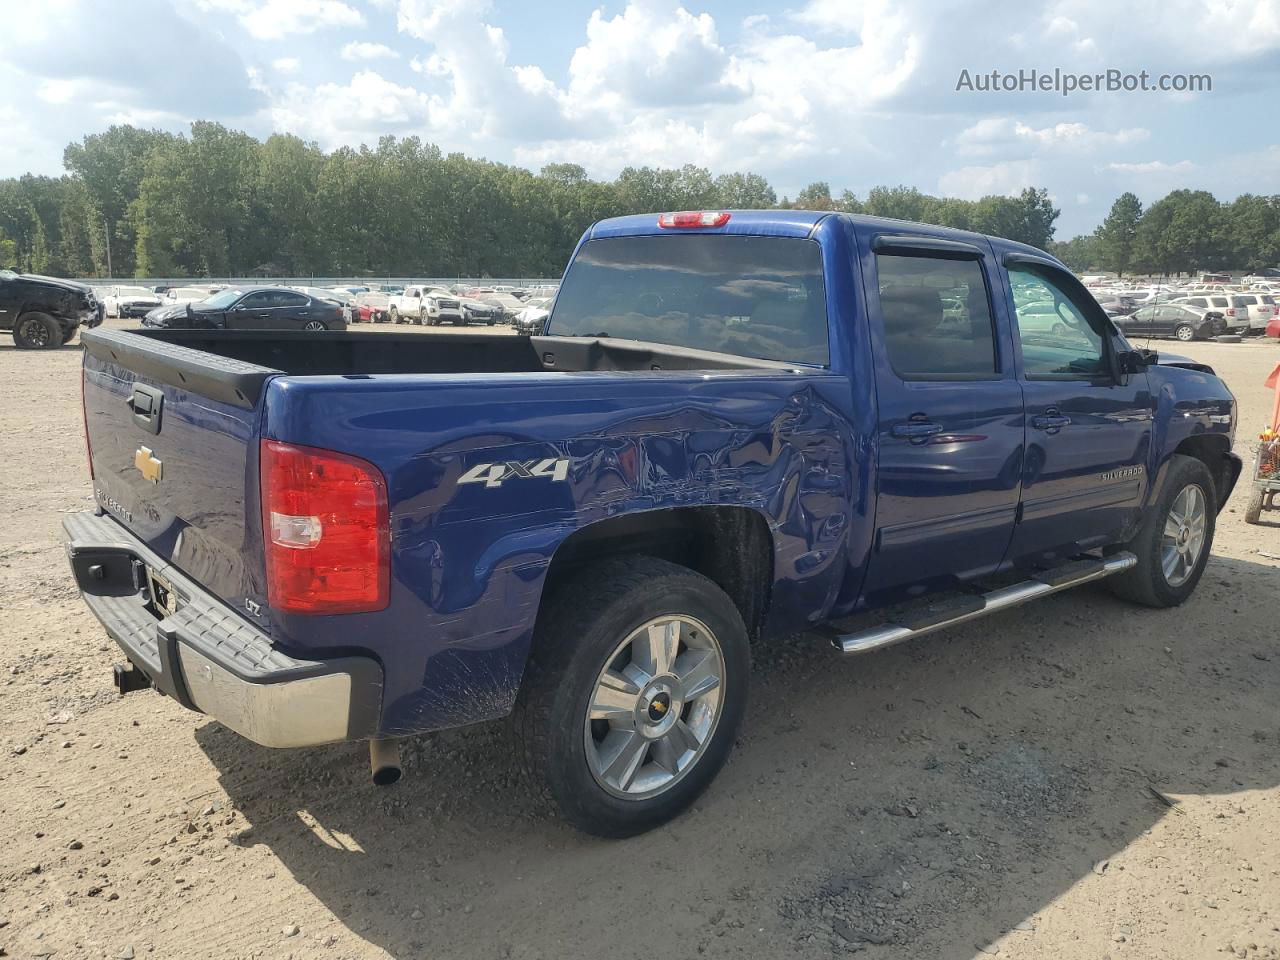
[82,331,271,619]
[1001,254,1154,565]
[859,233,1025,607]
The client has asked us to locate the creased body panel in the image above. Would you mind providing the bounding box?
[262,371,861,734]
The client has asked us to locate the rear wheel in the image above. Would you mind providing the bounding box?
[1174,324,1195,341]
[389,306,400,323]
[13,312,61,349]
[513,556,749,837]
[302,320,327,331]
[1109,454,1215,607]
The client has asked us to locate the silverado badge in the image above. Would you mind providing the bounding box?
[134,445,163,484]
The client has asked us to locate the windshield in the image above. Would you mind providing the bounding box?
[202,289,244,308]
[548,234,829,365]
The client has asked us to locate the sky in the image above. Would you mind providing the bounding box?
[2,0,1279,237]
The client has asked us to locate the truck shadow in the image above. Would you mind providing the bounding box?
[197,552,1280,959]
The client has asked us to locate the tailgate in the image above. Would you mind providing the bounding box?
[80,329,278,619]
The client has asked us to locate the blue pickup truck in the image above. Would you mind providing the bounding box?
[66,210,1239,836]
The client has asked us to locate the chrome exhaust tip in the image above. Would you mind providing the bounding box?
[368,738,402,786]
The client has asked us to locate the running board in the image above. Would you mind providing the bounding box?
[833,552,1137,655]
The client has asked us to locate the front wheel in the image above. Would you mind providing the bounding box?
[1174,324,1195,341]
[513,556,749,837]
[13,312,61,349]
[1109,454,1215,607]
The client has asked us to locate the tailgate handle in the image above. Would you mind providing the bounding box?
[126,384,164,435]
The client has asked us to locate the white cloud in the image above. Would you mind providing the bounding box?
[272,57,300,73]
[567,2,747,108]
[954,118,1149,157]
[341,41,399,61]
[239,0,364,39]
[937,161,1042,200]
[1107,160,1196,174]
[268,70,437,144]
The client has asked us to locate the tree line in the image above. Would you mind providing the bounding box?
[0,120,1271,280]
[1050,190,1280,277]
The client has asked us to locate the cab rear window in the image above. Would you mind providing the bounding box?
[548,235,829,366]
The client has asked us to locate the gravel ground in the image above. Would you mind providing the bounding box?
[1,322,1278,960]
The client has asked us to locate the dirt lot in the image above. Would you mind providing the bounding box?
[2,322,1278,960]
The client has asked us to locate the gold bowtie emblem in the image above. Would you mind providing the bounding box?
[134,445,163,484]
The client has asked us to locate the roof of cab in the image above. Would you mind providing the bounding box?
[587,209,1058,265]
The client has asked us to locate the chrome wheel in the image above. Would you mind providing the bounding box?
[584,615,725,800]
[1161,483,1207,587]
[302,320,326,331]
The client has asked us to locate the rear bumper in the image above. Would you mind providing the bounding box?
[62,511,383,747]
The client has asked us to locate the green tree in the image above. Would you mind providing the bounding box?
[793,181,834,210]
[1049,234,1101,272]
[1095,192,1142,277]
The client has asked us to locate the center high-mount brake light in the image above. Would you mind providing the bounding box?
[657,211,731,229]
[260,439,390,615]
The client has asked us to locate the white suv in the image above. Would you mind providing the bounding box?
[1172,294,1250,331]
[1232,292,1278,332]
[388,284,465,326]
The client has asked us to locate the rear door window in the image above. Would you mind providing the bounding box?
[874,254,997,378]
[548,234,829,365]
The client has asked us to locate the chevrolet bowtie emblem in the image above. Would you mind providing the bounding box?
[134,445,163,484]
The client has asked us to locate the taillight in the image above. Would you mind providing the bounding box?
[259,440,389,614]
[81,372,94,481]
[657,211,731,229]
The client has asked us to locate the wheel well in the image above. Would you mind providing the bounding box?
[543,507,774,640]
[1173,434,1232,503]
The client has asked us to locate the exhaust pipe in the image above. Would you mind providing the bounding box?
[368,738,402,786]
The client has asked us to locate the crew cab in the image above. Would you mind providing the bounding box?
[1,269,102,347]
[388,285,464,325]
[65,211,1239,837]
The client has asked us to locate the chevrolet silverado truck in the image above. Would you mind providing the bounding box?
[65,210,1239,837]
[1,269,103,347]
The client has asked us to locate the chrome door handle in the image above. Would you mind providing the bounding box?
[1032,414,1072,430]
[891,421,944,439]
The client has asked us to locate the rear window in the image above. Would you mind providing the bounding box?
[548,235,829,366]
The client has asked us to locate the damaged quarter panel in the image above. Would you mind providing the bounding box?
[262,368,865,734]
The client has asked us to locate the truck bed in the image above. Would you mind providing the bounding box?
[124,328,802,378]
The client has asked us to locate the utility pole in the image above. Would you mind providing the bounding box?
[103,217,113,279]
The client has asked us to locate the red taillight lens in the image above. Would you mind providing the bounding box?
[657,211,731,229]
[259,440,389,614]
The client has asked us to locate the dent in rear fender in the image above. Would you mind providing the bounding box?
[263,374,863,735]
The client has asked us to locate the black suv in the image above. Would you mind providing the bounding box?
[0,269,103,348]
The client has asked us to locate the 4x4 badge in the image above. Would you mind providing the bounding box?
[134,445,163,484]
[458,458,569,489]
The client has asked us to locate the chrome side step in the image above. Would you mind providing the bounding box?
[833,552,1137,655]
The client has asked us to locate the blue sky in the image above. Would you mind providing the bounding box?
[3,0,1279,237]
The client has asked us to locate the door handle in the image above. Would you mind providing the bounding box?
[1032,413,1072,431]
[891,420,944,440]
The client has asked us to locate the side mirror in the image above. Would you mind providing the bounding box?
[1118,348,1156,374]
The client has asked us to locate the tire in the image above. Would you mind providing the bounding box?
[1245,484,1265,524]
[13,312,61,349]
[302,320,327,331]
[512,555,749,837]
[1214,334,1242,343]
[1174,324,1195,341]
[389,307,400,323]
[1108,454,1216,607]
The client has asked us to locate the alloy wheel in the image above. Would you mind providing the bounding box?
[1161,483,1207,587]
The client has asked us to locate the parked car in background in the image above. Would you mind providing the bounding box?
[1232,292,1278,333]
[458,296,501,325]
[352,291,391,323]
[388,285,465,325]
[331,285,370,297]
[103,285,163,319]
[1173,295,1249,331]
[481,292,527,321]
[0,268,102,348]
[142,286,345,331]
[1113,302,1227,341]
[165,286,221,306]
[511,296,552,334]
[462,286,495,299]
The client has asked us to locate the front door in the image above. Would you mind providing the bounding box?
[1002,258,1154,565]
[860,237,1025,607]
